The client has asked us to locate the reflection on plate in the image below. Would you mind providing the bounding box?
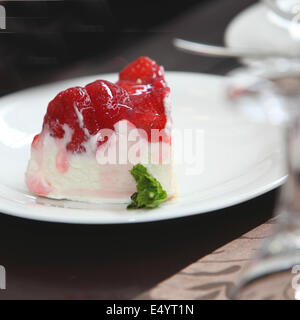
[0,72,285,224]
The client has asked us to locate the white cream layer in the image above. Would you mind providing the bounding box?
[26,120,176,203]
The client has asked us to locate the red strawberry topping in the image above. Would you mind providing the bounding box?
[44,87,92,153]
[119,56,164,84]
[41,57,170,153]
[117,57,169,138]
[85,80,132,132]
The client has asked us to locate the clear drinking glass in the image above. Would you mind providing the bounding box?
[262,0,300,40]
[228,60,300,300]
[262,0,300,21]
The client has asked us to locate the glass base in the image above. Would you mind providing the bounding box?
[232,269,297,300]
[231,230,300,300]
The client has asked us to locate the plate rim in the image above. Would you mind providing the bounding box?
[0,175,286,224]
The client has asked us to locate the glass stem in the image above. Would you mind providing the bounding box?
[279,117,300,229]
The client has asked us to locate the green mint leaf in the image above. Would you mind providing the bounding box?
[127,164,168,209]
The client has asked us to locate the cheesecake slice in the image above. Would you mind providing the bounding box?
[25,57,176,205]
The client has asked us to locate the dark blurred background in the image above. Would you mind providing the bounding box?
[0,0,257,97]
[0,0,213,96]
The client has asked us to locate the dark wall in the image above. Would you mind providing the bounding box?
[0,0,207,95]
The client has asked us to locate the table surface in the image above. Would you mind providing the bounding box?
[0,0,279,300]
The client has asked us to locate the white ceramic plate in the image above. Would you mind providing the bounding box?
[0,72,285,224]
[225,2,300,55]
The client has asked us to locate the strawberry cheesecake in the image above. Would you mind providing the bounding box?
[25,57,176,207]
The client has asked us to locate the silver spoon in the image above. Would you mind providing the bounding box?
[173,38,300,59]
